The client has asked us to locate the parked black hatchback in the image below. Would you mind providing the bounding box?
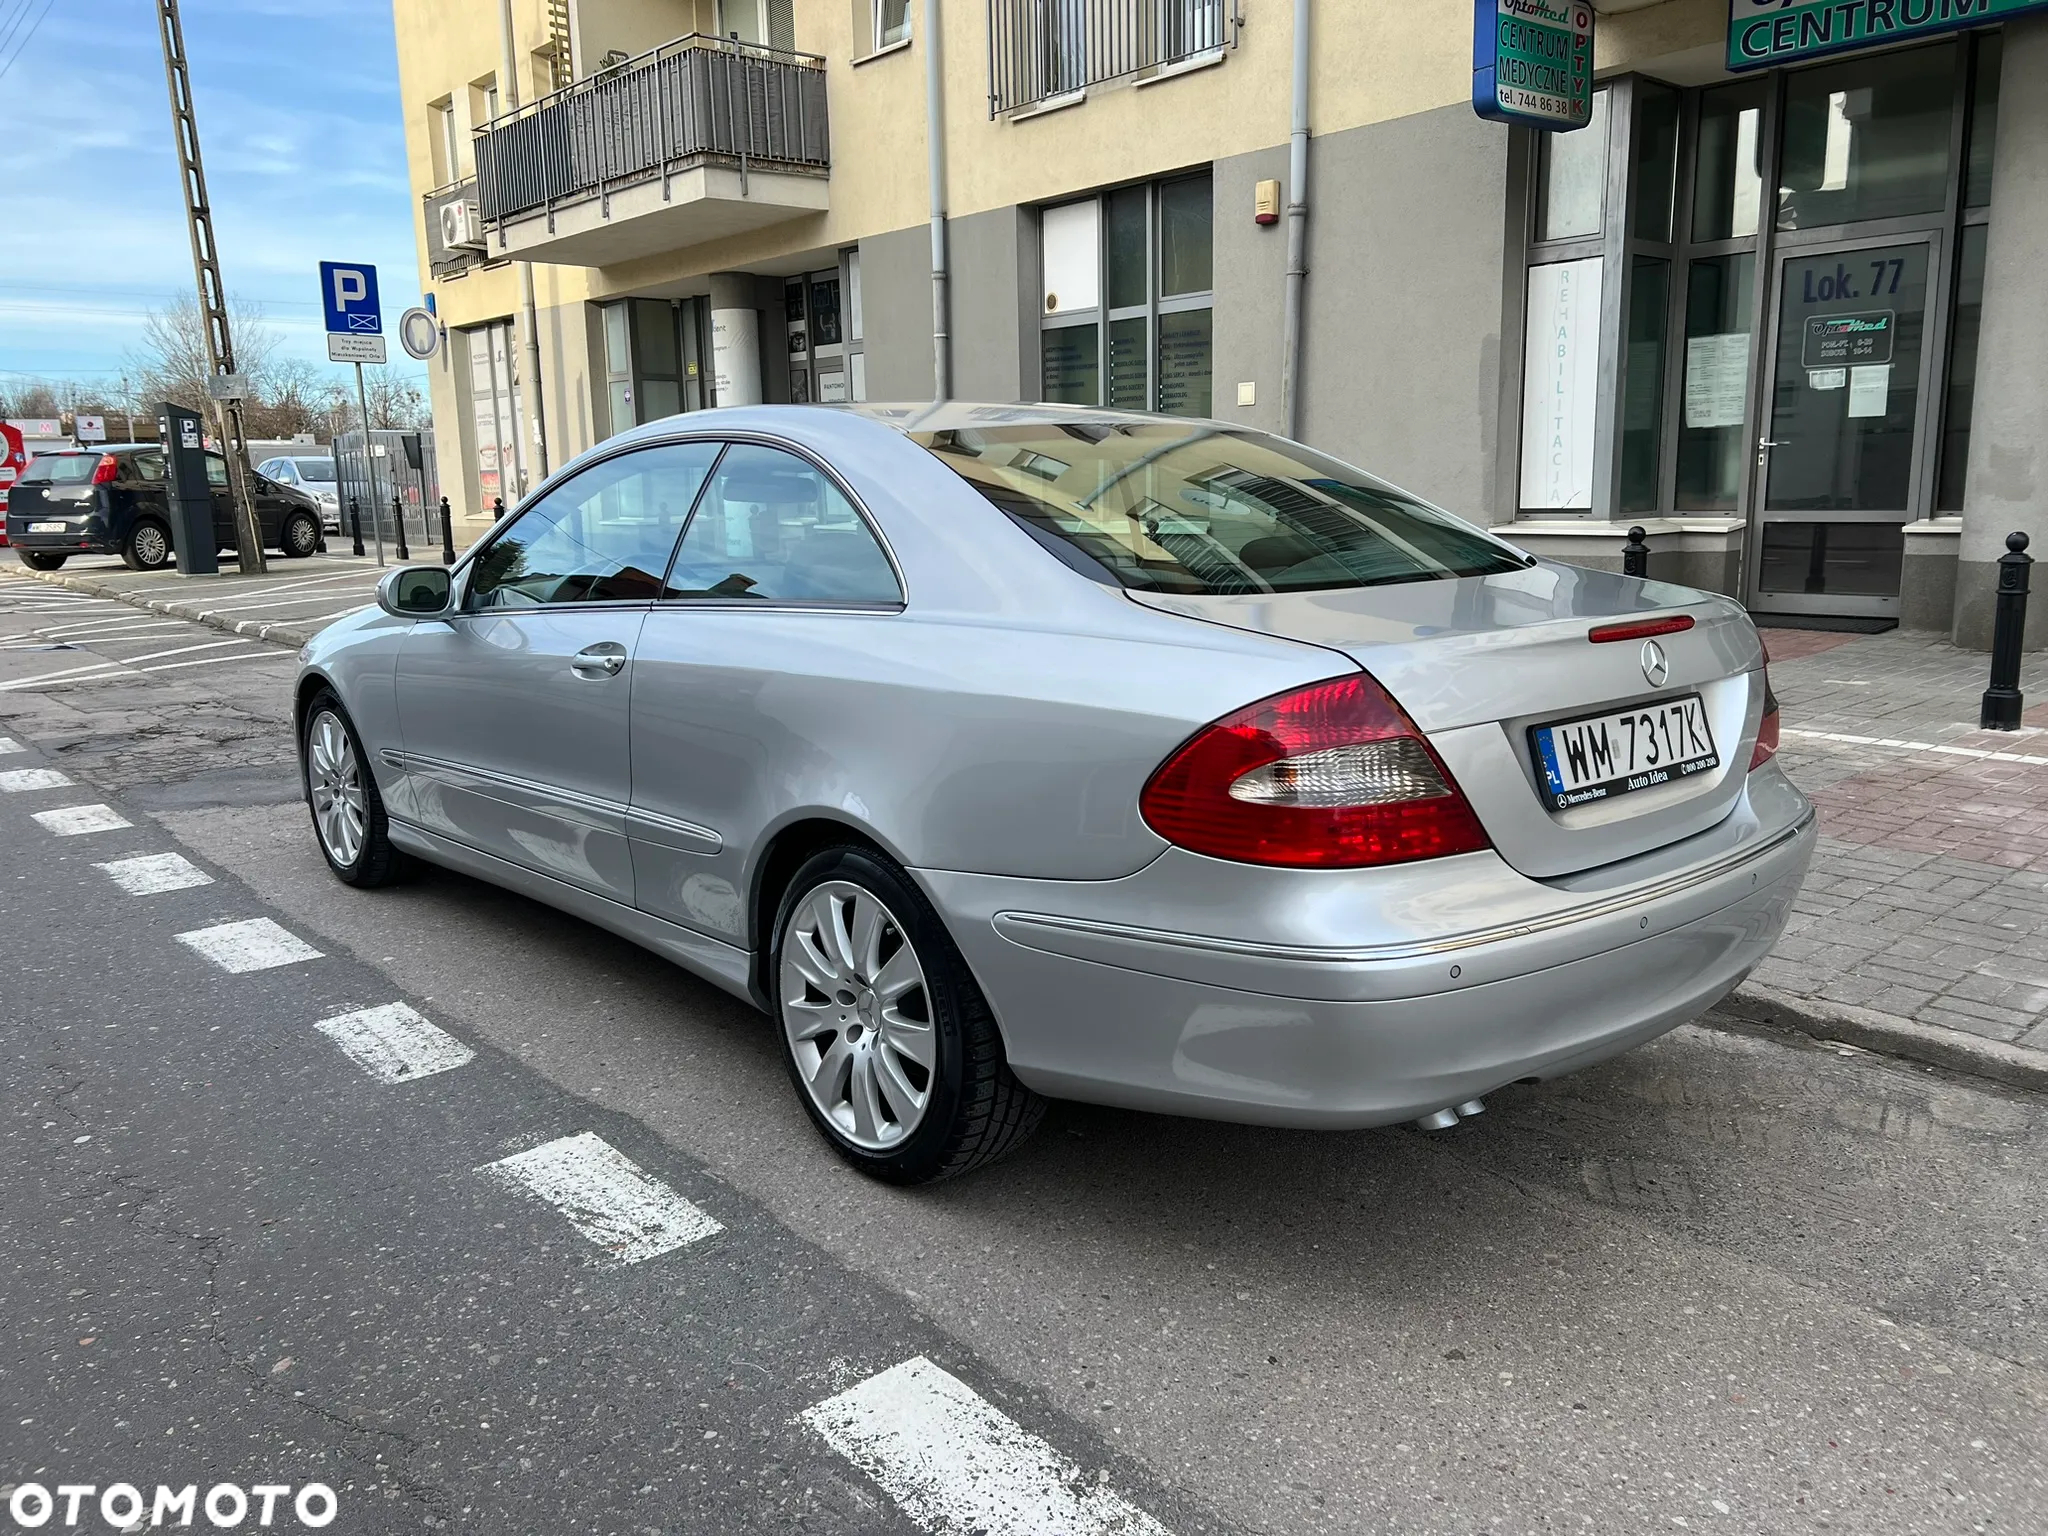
[6,445,324,571]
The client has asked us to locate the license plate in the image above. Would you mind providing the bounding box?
[1532,695,1718,809]
[28,521,64,533]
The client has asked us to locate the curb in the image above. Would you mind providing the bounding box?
[6,565,334,650]
[1716,982,2048,1096]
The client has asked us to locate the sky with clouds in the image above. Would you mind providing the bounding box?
[0,0,428,399]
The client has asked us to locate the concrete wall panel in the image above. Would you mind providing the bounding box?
[859,224,938,401]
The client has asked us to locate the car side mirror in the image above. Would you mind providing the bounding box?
[377,565,452,619]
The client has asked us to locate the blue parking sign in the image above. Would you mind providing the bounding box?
[319,262,382,334]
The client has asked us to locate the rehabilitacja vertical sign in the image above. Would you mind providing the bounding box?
[1473,0,1595,131]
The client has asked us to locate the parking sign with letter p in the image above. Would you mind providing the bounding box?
[319,261,382,336]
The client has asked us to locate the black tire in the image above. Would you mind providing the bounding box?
[16,550,66,571]
[280,510,321,559]
[771,845,1044,1184]
[122,518,173,571]
[302,690,408,888]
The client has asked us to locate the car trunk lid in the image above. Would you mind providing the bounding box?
[1128,562,1769,878]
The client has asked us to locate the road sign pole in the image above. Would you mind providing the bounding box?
[355,362,385,568]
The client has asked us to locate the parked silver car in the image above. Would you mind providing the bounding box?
[294,404,1814,1183]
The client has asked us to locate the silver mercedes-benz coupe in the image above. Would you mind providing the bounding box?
[294,403,1815,1183]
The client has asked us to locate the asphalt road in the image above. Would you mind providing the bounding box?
[1,570,2044,1535]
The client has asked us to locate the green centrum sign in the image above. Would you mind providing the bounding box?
[1729,0,2048,70]
[1473,0,1594,132]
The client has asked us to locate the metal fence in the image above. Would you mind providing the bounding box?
[474,34,830,230]
[334,428,441,555]
[988,0,1237,115]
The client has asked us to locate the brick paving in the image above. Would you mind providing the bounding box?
[1752,627,2048,1054]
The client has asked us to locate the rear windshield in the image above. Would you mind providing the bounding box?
[19,454,95,485]
[292,458,336,481]
[913,423,1526,595]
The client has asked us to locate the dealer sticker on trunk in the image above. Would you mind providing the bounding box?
[1532,695,1719,809]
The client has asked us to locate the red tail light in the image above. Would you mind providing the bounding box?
[90,453,119,486]
[1140,673,1491,869]
[1590,614,1694,644]
[1749,639,1780,770]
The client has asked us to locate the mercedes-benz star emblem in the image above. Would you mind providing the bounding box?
[1640,638,1671,688]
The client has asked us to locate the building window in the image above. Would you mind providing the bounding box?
[464,318,526,508]
[1039,173,1212,416]
[873,0,910,49]
[599,299,710,438]
[430,98,460,184]
[719,0,795,50]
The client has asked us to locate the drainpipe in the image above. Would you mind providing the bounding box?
[1279,0,1310,440]
[500,0,552,484]
[924,0,951,401]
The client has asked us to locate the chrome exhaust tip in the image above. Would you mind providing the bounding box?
[1454,1098,1486,1119]
[1413,1107,1460,1131]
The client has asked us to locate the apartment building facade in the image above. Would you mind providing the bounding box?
[396,0,2048,645]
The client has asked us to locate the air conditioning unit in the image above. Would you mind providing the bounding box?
[439,198,485,251]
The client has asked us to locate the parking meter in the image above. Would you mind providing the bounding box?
[158,402,219,576]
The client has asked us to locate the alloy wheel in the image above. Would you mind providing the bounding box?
[287,515,319,555]
[307,710,367,868]
[780,880,936,1151]
[134,524,168,567]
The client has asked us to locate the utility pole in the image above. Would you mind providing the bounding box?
[155,0,266,574]
[120,375,135,441]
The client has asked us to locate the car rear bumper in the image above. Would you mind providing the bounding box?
[917,765,1816,1129]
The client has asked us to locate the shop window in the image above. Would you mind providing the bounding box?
[1936,224,1987,513]
[1691,82,1765,243]
[1778,45,1955,230]
[1039,174,1213,417]
[1630,84,1680,243]
[464,318,526,507]
[1964,32,2001,210]
[1518,258,1602,511]
[1619,257,1669,514]
[600,298,708,436]
[1675,253,1756,512]
[1537,89,1608,242]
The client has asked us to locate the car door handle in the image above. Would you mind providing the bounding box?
[570,643,628,678]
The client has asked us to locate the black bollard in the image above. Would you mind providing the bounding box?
[349,498,364,558]
[439,496,456,565]
[1980,531,2033,731]
[493,495,505,522]
[393,495,410,561]
[1622,525,1650,579]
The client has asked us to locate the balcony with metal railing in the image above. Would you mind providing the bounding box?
[987,0,1240,116]
[472,33,830,268]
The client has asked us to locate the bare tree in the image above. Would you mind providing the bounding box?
[127,295,283,417]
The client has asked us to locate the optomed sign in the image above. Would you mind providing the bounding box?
[1473,0,1594,131]
[1728,0,2048,69]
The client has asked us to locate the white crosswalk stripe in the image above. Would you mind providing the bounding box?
[0,768,73,791]
[478,1132,721,1265]
[94,852,215,895]
[175,917,323,973]
[0,737,21,754]
[315,1003,474,1083]
[32,804,132,836]
[802,1356,1173,1536]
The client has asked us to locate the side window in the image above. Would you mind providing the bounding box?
[204,455,229,487]
[466,440,721,611]
[663,444,900,604]
[133,452,165,483]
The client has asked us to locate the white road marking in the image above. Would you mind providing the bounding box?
[94,852,215,895]
[0,737,21,754]
[478,1131,721,1264]
[32,804,132,836]
[1782,726,2048,767]
[0,637,257,690]
[138,649,295,674]
[175,917,323,973]
[31,616,190,639]
[0,767,73,791]
[802,1356,1173,1536]
[315,1002,475,1083]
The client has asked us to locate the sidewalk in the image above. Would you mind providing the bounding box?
[1731,625,2048,1091]
[1,552,391,646]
